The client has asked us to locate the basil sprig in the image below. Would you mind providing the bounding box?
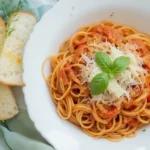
[95,52,112,73]
[91,73,109,95]
[112,56,130,74]
[90,52,130,95]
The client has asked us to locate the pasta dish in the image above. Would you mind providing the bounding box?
[43,21,150,141]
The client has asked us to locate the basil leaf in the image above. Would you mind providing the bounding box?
[108,73,114,79]
[95,52,112,73]
[112,56,130,74]
[90,73,109,95]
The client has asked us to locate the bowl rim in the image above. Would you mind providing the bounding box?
[23,0,150,150]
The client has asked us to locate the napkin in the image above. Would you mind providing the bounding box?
[0,0,57,149]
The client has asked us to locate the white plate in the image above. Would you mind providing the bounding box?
[23,0,150,150]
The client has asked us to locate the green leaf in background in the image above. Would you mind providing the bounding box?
[90,73,109,95]
[112,56,130,74]
[95,52,112,73]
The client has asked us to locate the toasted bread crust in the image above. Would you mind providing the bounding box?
[0,11,36,86]
[0,17,5,27]
[0,84,19,120]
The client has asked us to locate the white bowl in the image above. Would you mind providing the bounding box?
[23,0,150,150]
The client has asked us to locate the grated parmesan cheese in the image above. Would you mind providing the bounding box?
[81,42,147,105]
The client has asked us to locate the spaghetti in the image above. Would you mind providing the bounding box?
[43,21,150,141]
